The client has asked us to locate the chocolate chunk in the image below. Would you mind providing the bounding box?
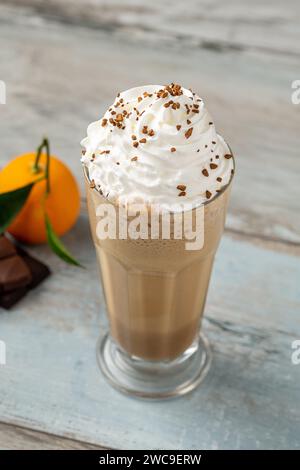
[17,248,51,289]
[0,287,28,310]
[0,242,51,310]
[0,255,32,293]
[0,235,16,259]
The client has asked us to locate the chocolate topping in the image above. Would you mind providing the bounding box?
[185,128,193,139]
[210,163,218,170]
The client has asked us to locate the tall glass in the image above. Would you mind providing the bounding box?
[84,165,234,398]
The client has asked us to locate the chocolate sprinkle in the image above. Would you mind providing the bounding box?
[185,128,193,139]
[165,83,183,96]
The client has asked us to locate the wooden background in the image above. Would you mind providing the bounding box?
[0,0,299,449]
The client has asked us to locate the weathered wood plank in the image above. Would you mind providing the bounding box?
[0,6,299,243]
[0,214,299,449]
[2,0,300,56]
[0,422,105,450]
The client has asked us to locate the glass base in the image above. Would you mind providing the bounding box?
[96,333,212,399]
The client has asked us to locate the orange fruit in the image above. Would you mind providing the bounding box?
[0,152,80,244]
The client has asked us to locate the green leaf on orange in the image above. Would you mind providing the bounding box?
[45,214,83,267]
[0,182,35,234]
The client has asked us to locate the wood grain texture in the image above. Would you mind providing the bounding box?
[0,422,105,450]
[0,214,299,450]
[2,0,300,56]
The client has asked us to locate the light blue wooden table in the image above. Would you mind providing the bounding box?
[0,1,299,449]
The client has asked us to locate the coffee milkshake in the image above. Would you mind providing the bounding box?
[82,84,234,397]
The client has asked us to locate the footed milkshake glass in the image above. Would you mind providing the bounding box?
[84,165,234,399]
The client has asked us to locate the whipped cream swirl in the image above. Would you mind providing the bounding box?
[81,84,234,210]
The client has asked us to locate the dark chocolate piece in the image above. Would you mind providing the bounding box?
[0,243,51,310]
[0,235,16,259]
[0,287,28,309]
[20,249,51,289]
[0,255,32,293]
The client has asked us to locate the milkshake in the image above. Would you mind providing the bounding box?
[81,84,234,397]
